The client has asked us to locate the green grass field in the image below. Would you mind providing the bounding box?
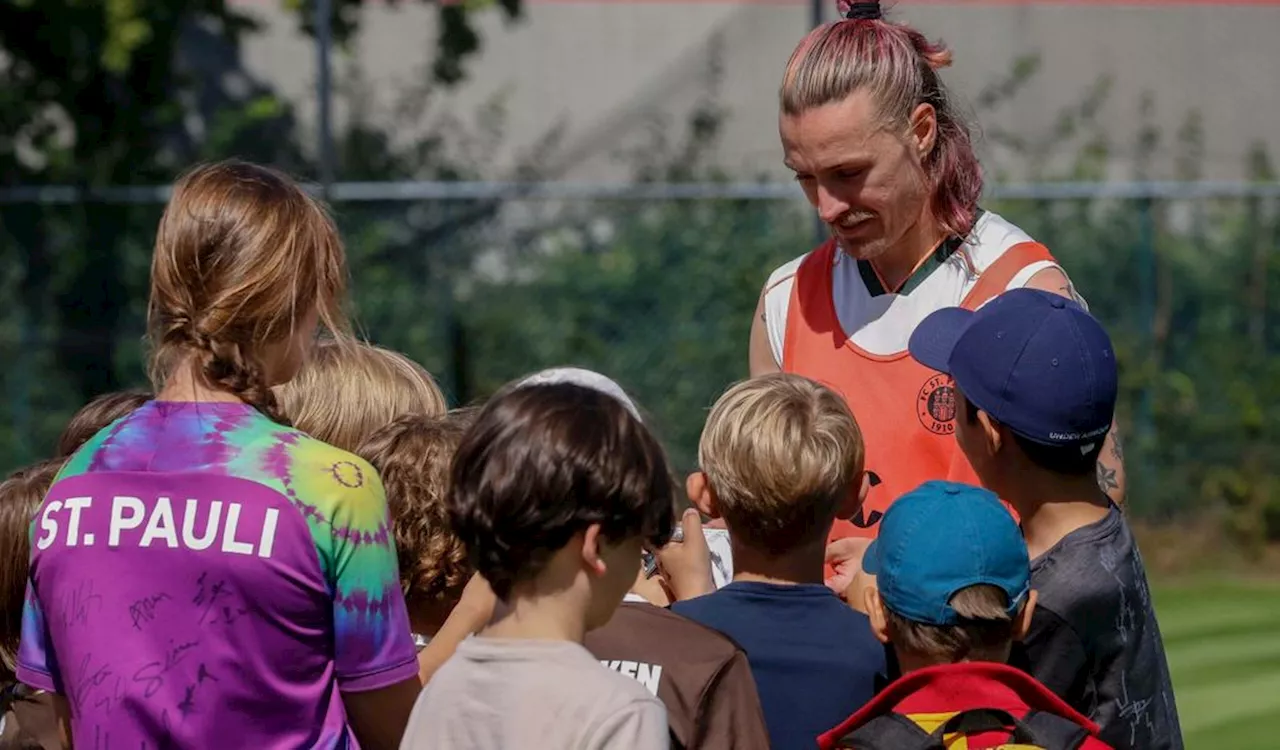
[1156,579,1280,749]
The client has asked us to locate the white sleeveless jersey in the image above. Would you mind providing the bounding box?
[763,210,1085,365]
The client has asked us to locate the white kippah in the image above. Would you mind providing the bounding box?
[515,367,643,422]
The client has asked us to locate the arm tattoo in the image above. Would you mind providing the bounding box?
[1058,283,1086,307]
[1096,462,1120,493]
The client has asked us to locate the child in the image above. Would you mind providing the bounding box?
[520,367,736,586]
[276,337,470,689]
[510,367,770,750]
[909,288,1182,749]
[55,389,152,457]
[356,413,473,655]
[400,380,673,749]
[587,506,771,750]
[18,160,419,750]
[0,459,64,750]
[276,338,447,452]
[671,373,886,750]
[819,481,1111,750]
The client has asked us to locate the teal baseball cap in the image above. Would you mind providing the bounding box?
[863,481,1030,625]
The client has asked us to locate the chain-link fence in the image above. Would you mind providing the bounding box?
[2,183,1278,536]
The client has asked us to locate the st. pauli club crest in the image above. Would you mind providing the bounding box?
[917,374,958,435]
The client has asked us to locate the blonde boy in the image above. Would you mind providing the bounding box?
[672,373,886,750]
[276,339,446,452]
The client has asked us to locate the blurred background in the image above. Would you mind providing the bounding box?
[1,2,1278,745]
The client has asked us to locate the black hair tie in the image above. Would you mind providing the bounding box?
[846,1,882,21]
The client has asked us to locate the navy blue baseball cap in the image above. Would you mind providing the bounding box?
[864,481,1029,625]
[908,288,1117,449]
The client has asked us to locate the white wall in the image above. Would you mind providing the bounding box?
[232,0,1280,182]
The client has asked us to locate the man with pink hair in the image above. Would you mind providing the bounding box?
[748,1,1126,589]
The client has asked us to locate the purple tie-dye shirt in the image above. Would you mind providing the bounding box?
[17,401,419,749]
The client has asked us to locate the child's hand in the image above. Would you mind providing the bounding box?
[418,573,498,685]
[456,573,499,631]
[825,536,871,601]
[631,561,673,607]
[656,509,716,602]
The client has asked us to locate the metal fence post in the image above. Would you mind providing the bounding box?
[447,305,471,407]
[1136,197,1156,461]
[809,0,826,246]
[15,312,32,463]
[316,0,335,199]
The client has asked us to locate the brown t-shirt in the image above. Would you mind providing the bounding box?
[1,683,61,750]
[585,597,770,750]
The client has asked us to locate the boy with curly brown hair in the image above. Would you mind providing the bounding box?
[356,412,475,654]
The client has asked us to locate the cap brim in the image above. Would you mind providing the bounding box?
[862,539,882,576]
[908,306,974,374]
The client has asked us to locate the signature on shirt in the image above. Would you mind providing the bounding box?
[132,639,201,699]
[129,593,172,630]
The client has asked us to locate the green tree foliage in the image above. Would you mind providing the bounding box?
[0,14,1276,550]
[366,51,1280,547]
[0,0,248,415]
[454,88,807,458]
[289,0,521,85]
[0,0,520,463]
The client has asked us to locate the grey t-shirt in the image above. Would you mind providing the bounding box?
[401,637,669,750]
[1011,506,1183,750]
